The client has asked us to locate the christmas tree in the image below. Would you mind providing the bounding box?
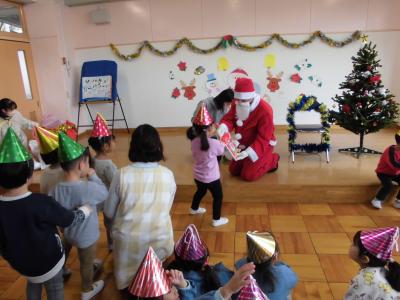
[330,42,399,158]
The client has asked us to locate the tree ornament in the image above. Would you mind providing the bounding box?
[342,104,351,113]
[369,74,381,84]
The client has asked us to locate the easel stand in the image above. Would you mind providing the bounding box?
[77,96,130,138]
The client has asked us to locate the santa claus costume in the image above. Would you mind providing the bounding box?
[218,78,279,181]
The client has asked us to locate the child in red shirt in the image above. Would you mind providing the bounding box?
[371,131,400,209]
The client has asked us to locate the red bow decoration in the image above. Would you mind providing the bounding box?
[222,35,234,48]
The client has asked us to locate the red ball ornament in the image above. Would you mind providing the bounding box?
[342,104,351,113]
[369,74,381,84]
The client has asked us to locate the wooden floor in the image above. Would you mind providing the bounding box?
[29,127,399,202]
[1,202,399,300]
[1,128,398,299]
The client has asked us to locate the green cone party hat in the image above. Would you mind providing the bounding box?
[0,127,31,163]
[58,132,86,163]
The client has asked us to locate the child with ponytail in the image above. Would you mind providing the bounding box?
[345,227,400,299]
[186,104,227,227]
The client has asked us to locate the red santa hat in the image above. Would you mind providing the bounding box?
[360,227,399,261]
[231,68,249,77]
[237,276,269,300]
[193,103,214,126]
[175,224,208,261]
[91,113,112,138]
[234,77,256,100]
[129,247,171,297]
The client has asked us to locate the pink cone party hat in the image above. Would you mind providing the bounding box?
[237,276,269,300]
[193,103,213,126]
[91,113,111,138]
[360,227,399,260]
[129,247,171,297]
[175,224,207,261]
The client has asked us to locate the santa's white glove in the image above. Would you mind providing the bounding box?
[217,124,228,138]
[78,204,93,218]
[236,150,249,161]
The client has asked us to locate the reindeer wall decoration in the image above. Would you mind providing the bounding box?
[266,70,284,93]
[180,79,196,100]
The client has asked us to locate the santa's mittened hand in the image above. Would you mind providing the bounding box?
[236,150,249,160]
[78,204,92,218]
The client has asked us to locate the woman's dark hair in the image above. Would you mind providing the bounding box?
[129,124,164,163]
[167,249,221,293]
[88,135,115,153]
[249,238,280,294]
[354,231,400,292]
[0,98,17,119]
[186,124,210,151]
[0,159,34,189]
[60,147,90,172]
[213,89,234,110]
[41,149,59,165]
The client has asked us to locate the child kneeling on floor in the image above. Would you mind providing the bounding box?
[50,132,108,300]
[345,227,400,299]
[186,104,228,227]
[0,128,91,300]
[371,131,400,209]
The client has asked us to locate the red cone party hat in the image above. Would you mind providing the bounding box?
[193,103,213,126]
[129,247,171,297]
[175,224,207,261]
[91,113,111,138]
[360,227,399,260]
[234,77,256,100]
[237,276,269,300]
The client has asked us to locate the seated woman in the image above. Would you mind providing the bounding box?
[167,224,233,297]
[104,124,176,295]
[235,231,298,300]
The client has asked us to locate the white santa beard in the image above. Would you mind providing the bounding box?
[236,104,250,121]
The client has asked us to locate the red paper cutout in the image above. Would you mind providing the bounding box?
[180,79,196,100]
[177,61,187,71]
[171,87,180,99]
[290,73,302,83]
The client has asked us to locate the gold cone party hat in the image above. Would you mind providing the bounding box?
[0,127,31,163]
[36,126,59,154]
[246,231,276,264]
[58,132,86,163]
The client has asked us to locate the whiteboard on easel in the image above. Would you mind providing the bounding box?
[81,75,112,100]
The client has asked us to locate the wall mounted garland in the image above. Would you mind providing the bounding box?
[110,31,364,61]
[287,94,331,153]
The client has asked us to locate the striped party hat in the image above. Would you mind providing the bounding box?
[193,103,213,126]
[91,113,111,138]
[360,227,399,260]
[237,276,269,300]
[129,247,171,297]
[175,224,207,261]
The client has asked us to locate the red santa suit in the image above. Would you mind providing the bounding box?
[219,78,279,181]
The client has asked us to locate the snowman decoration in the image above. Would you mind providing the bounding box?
[205,73,221,97]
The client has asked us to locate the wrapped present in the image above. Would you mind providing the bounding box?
[51,121,78,140]
[220,132,239,161]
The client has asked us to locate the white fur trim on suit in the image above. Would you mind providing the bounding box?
[236,120,243,127]
[246,146,259,162]
[234,91,256,100]
[235,133,242,140]
[250,94,261,112]
[269,140,277,146]
[217,123,229,137]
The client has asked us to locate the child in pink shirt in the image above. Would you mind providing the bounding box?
[186,104,228,227]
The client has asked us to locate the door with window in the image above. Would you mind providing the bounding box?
[0,1,41,122]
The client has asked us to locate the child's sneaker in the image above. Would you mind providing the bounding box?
[212,217,229,227]
[393,199,400,209]
[371,199,383,209]
[190,207,206,215]
[81,280,104,300]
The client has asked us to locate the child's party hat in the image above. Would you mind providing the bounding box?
[193,103,213,126]
[175,224,208,261]
[237,276,269,300]
[35,126,59,154]
[58,132,86,163]
[361,227,399,260]
[246,231,276,264]
[0,127,31,163]
[129,247,171,297]
[91,113,111,138]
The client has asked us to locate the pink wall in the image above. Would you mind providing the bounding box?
[23,0,400,122]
